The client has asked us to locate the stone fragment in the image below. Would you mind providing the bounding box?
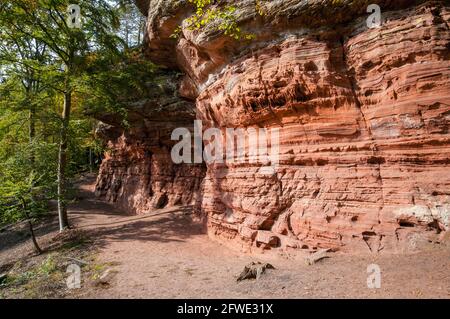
[94,268,117,287]
[305,249,331,266]
[236,262,275,282]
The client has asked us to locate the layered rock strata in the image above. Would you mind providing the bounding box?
[96,0,450,253]
[94,73,205,214]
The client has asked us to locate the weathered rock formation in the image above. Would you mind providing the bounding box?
[94,72,205,214]
[96,0,450,254]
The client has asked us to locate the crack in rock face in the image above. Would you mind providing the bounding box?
[95,0,450,254]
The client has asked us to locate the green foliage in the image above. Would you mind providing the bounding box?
[0,77,58,225]
[0,0,125,225]
[172,0,264,40]
[0,1,162,227]
[116,0,146,48]
[39,255,58,275]
[0,169,53,225]
[76,49,158,125]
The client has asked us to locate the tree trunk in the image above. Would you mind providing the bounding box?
[20,197,42,254]
[137,17,142,45]
[29,95,36,165]
[26,216,42,254]
[125,18,130,48]
[57,85,71,232]
[139,16,146,45]
[89,147,93,173]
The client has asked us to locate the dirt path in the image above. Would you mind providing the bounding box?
[2,176,450,298]
[71,178,449,299]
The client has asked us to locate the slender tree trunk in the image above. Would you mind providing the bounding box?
[29,94,36,165]
[89,121,95,173]
[140,17,146,45]
[124,15,130,48]
[57,82,71,232]
[137,17,142,45]
[20,197,42,254]
[26,215,42,254]
[89,147,93,173]
[19,86,39,248]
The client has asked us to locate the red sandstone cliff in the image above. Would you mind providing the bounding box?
[96,0,450,254]
[94,72,205,214]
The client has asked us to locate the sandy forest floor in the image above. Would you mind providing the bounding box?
[0,175,449,299]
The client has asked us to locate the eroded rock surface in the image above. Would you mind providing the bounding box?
[94,72,205,214]
[96,0,450,253]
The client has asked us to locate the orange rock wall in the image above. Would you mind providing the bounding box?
[97,1,450,253]
[195,4,450,253]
